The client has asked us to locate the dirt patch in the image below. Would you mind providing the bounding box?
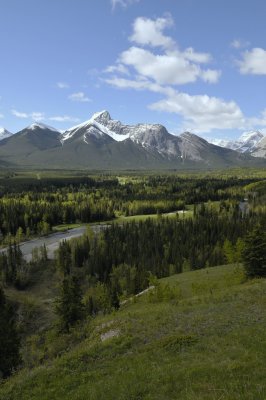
[100,329,120,342]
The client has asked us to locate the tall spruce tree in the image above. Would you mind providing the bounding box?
[55,276,84,332]
[242,224,266,278]
[0,287,21,378]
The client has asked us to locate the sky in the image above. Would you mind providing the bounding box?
[1,0,266,140]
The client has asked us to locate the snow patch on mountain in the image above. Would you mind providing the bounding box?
[0,128,13,141]
[210,131,265,153]
[62,110,130,143]
[27,122,60,133]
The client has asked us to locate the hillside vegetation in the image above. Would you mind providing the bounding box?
[1,264,265,400]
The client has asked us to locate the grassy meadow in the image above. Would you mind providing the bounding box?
[1,264,265,400]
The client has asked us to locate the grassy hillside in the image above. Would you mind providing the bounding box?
[1,264,266,400]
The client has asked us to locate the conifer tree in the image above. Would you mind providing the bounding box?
[0,287,21,378]
[242,224,266,278]
[55,276,84,332]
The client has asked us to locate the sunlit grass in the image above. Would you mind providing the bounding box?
[1,264,266,400]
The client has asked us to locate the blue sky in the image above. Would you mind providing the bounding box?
[1,0,266,140]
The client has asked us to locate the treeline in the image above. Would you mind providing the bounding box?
[0,193,115,242]
[0,174,260,243]
[56,204,266,297]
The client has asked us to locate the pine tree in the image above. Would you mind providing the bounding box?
[55,276,84,332]
[242,224,266,278]
[0,287,21,378]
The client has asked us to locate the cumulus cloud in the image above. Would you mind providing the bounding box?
[111,0,139,10]
[149,92,246,133]
[106,76,246,133]
[57,82,70,89]
[119,46,220,85]
[104,15,263,133]
[68,92,91,102]
[104,15,220,89]
[130,15,175,49]
[104,64,129,75]
[238,48,266,74]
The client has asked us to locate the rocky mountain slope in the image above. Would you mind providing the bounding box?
[212,131,265,155]
[0,111,265,169]
[0,128,12,141]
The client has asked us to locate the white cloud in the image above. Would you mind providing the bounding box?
[230,39,250,49]
[49,115,80,122]
[149,92,246,133]
[103,15,220,87]
[201,69,221,84]
[0,113,4,119]
[104,64,129,75]
[68,92,91,102]
[119,46,220,85]
[182,47,211,63]
[57,82,69,89]
[130,15,175,49]
[106,76,246,133]
[11,110,45,121]
[31,112,45,121]
[111,0,139,10]
[12,109,28,118]
[103,15,266,133]
[238,48,266,74]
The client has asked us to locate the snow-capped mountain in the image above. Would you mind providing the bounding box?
[251,136,266,158]
[0,111,265,169]
[211,131,265,153]
[62,110,182,157]
[0,128,13,141]
[27,122,61,133]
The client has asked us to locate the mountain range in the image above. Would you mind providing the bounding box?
[0,111,265,170]
[211,131,266,157]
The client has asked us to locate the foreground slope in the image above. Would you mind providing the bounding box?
[1,264,265,400]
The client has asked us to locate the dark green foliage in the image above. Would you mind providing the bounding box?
[0,243,28,289]
[0,287,21,378]
[55,276,84,332]
[109,287,120,310]
[242,224,266,278]
[56,240,72,276]
[0,174,262,245]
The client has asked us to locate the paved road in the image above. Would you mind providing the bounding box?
[0,224,107,262]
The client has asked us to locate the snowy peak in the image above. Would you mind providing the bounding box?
[91,110,111,124]
[238,130,263,143]
[237,131,264,152]
[251,136,266,158]
[0,128,13,141]
[211,130,265,154]
[61,111,182,157]
[27,122,60,133]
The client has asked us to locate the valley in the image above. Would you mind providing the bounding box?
[0,170,265,400]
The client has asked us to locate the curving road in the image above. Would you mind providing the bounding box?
[0,224,107,262]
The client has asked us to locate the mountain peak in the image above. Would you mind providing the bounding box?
[238,130,264,142]
[180,131,208,143]
[27,122,60,133]
[91,110,111,124]
[0,128,13,141]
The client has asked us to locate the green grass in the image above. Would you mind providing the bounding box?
[1,264,266,400]
[114,210,193,224]
[52,223,85,232]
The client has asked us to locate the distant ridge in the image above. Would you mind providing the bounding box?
[0,111,265,169]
